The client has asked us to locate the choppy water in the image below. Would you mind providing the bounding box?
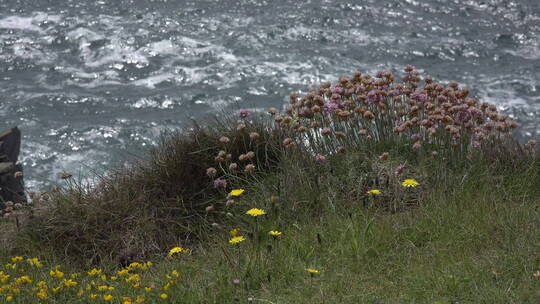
[1,0,539,189]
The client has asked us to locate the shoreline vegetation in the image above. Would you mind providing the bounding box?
[1,66,540,303]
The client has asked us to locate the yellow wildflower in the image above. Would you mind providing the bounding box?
[5,263,16,270]
[27,258,43,268]
[268,230,282,237]
[50,269,64,279]
[103,294,114,301]
[15,275,32,284]
[306,268,320,275]
[36,290,48,300]
[229,189,245,196]
[10,256,23,263]
[63,279,78,288]
[126,274,141,284]
[117,269,129,276]
[144,286,153,292]
[367,189,381,195]
[229,236,246,245]
[6,295,13,302]
[167,247,189,258]
[123,299,133,304]
[171,270,180,278]
[52,287,61,294]
[160,293,168,299]
[97,285,109,292]
[87,268,102,276]
[246,208,266,216]
[401,179,420,188]
[229,228,241,237]
[37,281,47,288]
[90,293,98,299]
[127,262,142,271]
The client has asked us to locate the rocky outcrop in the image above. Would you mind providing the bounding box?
[0,127,26,207]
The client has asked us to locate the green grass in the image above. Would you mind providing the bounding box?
[1,137,539,303]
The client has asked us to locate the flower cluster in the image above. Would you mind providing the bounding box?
[271,66,517,157]
[0,256,178,303]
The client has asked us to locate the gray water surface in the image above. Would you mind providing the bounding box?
[1,0,539,189]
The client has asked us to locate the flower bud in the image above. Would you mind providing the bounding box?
[206,167,217,178]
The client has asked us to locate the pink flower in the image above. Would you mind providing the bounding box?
[239,109,250,118]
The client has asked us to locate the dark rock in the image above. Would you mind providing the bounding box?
[0,127,21,163]
[0,127,26,206]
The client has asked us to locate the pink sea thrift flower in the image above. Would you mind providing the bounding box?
[239,109,250,118]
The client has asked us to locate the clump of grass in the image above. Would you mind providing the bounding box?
[20,115,286,264]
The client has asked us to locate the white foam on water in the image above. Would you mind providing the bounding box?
[131,72,175,89]
[0,12,60,32]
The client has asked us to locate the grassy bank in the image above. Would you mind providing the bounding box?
[1,67,539,303]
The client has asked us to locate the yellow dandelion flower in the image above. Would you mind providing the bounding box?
[229,189,245,196]
[63,279,78,288]
[0,272,10,283]
[10,256,23,263]
[229,236,246,245]
[306,268,320,275]
[117,269,129,276]
[229,228,241,237]
[15,275,32,284]
[144,286,153,292]
[27,257,43,268]
[5,263,16,270]
[268,230,282,237]
[127,262,142,271]
[367,189,381,195]
[171,270,180,278]
[110,276,117,281]
[50,269,64,279]
[37,281,47,288]
[167,246,189,258]
[36,289,48,300]
[160,293,168,300]
[90,294,98,299]
[98,285,109,292]
[6,295,13,302]
[246,208,266,216]
[402,179,420,188]
[126,274,141,283]
[52,287,61,294]
[87,268,102,276]
[103,294,114,301]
